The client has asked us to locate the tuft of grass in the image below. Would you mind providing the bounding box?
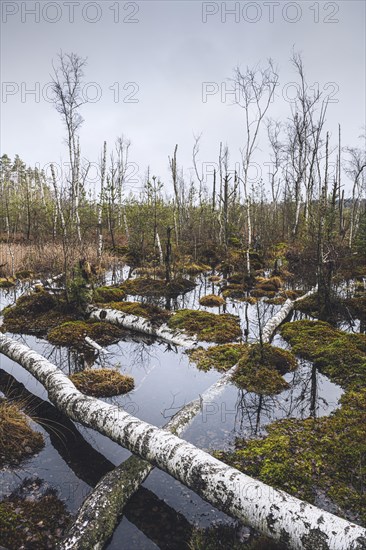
[47,320,125,348]
[199,294,225,307]
[0,399,44,468]
[69,368,134,397]
[168,309,242,343]
[93,286,126,303]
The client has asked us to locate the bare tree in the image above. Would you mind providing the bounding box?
[51,51,87,244]
[234,60,279,273]
[344,143,366,247]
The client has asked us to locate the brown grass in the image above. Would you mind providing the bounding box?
[0,242,118,277]
[0,398,44,467]
[69,368,134,397]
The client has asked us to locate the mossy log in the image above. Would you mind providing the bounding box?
[87,305,197,347]
[1,333,365,550]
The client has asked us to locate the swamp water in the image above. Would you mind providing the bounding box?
[0,276,344,549]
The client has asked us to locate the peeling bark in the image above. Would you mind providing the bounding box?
[1,333,365,550]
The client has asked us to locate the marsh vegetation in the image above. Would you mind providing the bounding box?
[0,51,365,549]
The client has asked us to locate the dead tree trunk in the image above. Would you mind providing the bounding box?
[1,333,364,550]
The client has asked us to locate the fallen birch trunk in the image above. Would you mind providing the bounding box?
[61,365,238,549]
[261,287,317,343]
[1,333,365,550]
[66,287,321,548]
[87,305,197,347]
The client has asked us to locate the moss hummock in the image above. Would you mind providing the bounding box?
[280,320,366,390]
[47,320,125,348]
[215,321,366,524]
[189,524,286,550]
[188,343,247,372]
[215,388,366,524]
[2,290,78,335]
[0,399,44,468]
[232,343,297,395]
[69,368,134,397]
[0,277,15,288]
[199,294,225,307]
[168,309,242,343]
[188,343,296,395]
[121,276,195,297]
[250,276,283,299]
[93,286,126,303]
[15,270,33,280]
[178,259,211,275]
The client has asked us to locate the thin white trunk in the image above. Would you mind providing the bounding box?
[156,231,164,264]
[0,333,364,550]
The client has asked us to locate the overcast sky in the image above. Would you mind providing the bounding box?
[1,0,365,196]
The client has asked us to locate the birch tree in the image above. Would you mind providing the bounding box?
[234,60,278,273]
[51,51,87,245]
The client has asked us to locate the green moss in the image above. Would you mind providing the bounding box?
[0,479,71,549]
[250,276,283,298]
[168,309,242,343]
[188,343,247,372]
[69,368,134,397]
[15,270,33,280]
[103,301,171,325]
[215,389,366,524]
[199,294,225,307]
[214,321,366,523]
[47,320,125,348]
[343,292,366,323]
[0,277,15,288]
[93,286,126,303]
[232,344,297,395]
[280,320,366,390]
[178,259,211,275]
[2,290,78,335]
[222,284,248,300]
[0,399,44,468]
[121,276,195,297]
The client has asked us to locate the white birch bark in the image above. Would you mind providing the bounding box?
[261,287,317,344]
[0,333,364,550]
[60,363,237,549]
[156,231,164,264]
[87,305,197,348]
